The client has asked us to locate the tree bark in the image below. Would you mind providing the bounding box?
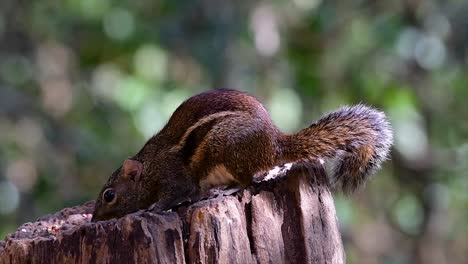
[0,163,345,264]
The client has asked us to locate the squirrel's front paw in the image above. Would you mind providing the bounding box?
[146,203,163,213]
[203,185,242,200]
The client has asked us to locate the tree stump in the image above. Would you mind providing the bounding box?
[0,163,345,264]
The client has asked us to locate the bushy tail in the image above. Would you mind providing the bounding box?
[279,104,393,193]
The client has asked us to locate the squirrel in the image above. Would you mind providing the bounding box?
[91,89,393,222]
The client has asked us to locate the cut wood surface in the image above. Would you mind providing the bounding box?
[0,163,345,264]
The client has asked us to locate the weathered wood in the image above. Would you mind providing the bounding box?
[0,163,345,264]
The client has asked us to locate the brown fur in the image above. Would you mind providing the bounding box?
[92,89,392,221]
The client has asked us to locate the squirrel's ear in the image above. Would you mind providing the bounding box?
[122,159,143,182]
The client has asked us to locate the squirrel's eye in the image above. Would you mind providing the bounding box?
[103,188,116,203]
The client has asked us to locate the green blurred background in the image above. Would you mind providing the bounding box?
[0,0,467,263]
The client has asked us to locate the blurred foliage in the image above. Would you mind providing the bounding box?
[0,0,467,263]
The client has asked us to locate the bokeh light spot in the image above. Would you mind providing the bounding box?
[393,194,423,235]
[0,181,20,215]
[114,77,150,111]
[396,27,421,60]
[103,8,135,41]
[6,159,38,192]
[133,44,167,82]
[250,5,280,57]
[135,103,165,139]
[91,64,123,101]
[268,88,302,133]
[293,0,321,11]
[414,35,446,70]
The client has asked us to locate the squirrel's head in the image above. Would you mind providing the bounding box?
[91,159,144,222]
